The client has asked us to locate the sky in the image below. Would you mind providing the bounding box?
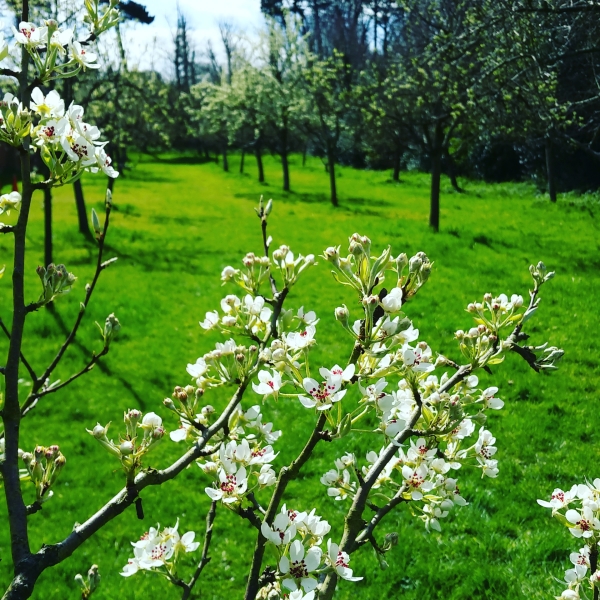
[121,0,265,74]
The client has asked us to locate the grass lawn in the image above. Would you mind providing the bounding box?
[0,152,599,599]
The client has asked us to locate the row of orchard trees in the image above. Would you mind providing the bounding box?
[187,0,600,230]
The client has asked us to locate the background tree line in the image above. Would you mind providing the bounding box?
[3,0,600,232]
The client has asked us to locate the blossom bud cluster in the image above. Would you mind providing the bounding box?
[87,411,165,480]
[187,339,259,389]
[35,263,77,306]
[465,292,524,335]
[538,479,600,599]
[97,313,121,348]
[0,95,32,146]
[164,384,214,444]
[20,444,66,505]
[220,245,315,296]
[74,564,100,599]
[271,245,316,287]
[261,505,362,594]
[120,519,200,578]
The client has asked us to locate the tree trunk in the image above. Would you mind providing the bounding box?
[392,148,401,182]
[327,144,338,207]
[239,150,245,174]
[281,126,290,192]
[73,179,91,238]
[302,145,307,166]
[44,186,52,266]
[108,176,116,194]
[222,145,229,172]
[445,151,464,193]
[429,128,443,233]
[545,137,557,203]
[255,147,264,183]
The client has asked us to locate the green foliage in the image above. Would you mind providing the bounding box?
[0,154,598,598]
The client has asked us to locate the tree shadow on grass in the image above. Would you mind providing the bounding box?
[45,305,145,407]
[232,190,392,215]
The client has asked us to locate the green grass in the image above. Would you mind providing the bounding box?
[0,152,599,599]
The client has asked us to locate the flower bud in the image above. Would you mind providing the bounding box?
[163,397,176,410]
[265,199,273,216]
[322,246,340,267]
[201,404,215,415]
[88,564,100,591]
[396,253,408,271]
[74,574,86,590]
[119,440,134,455]
[334,305,349,326]
[409,256,423,275]
[90,423,108,439]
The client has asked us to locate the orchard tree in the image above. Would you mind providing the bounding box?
[303,51,352,206]
[255,15,311,192]
[228,63,271,182]
[380,0,501,232]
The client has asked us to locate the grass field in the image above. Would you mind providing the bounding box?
[0,152,599,599]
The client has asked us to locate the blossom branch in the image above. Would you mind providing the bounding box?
[2,382,248,600]
[244,412,329,600]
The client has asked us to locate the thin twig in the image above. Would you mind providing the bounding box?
[22,347,109,417]
[181,500,217,600]
[34,201,113,395]
[0,317,38,383]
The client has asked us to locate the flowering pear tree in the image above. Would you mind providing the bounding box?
[538,481,600,600]
[102,195,558,600]
[0,3,565,599]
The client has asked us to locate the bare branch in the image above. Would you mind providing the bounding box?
[181,500,217,600]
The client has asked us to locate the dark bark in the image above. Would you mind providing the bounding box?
[445,151,464,193]
[222,145,229,172]
[281,126,290,192]
[545,137,557,203]
[73,179,91,238]
[327,143,338,207]
[429,127,443,233]
[255,147,264,183]
[239,150,245,174]
[392,148,401,182]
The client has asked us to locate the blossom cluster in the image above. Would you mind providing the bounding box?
[20,444,66,505]
[260,505,361,594]
[538,480,600,599]
[121,520,200,579]
[0,88,118,184]
[199,404,281,504]
[87,410,165,480]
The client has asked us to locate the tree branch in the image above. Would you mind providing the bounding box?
[3,382,248,599]
[244,412,328,600]
[181,500,217,600]
[33,200,113,397]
